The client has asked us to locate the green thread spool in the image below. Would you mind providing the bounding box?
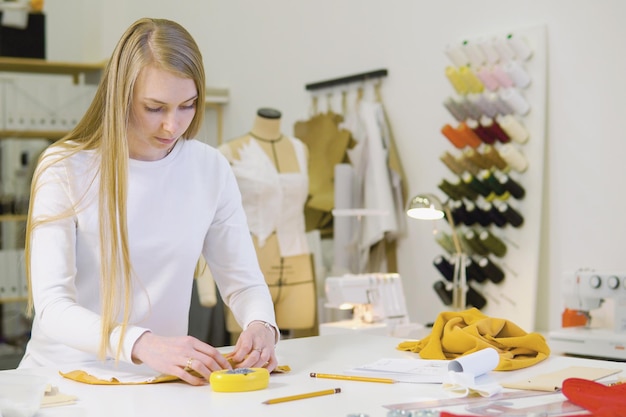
[435,232,456,255]
[463,229,489,256]
[478,229,507,257]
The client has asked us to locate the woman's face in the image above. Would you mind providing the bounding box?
[128,65,198,161]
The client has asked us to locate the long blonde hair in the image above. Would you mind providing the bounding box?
[25,18,206,359]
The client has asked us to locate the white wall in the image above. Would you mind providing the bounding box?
[42,0,626,332]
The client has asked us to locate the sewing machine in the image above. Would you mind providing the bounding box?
[549,270,626,360]
[320,273,425,338]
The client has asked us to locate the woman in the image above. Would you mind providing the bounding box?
[18,17,278,386]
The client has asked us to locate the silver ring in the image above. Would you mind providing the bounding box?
[184,357,193,372]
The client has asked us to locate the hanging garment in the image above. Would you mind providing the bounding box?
[221,137,310,257]
[293,112,352,234]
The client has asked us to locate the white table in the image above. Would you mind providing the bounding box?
[10,333,626,417]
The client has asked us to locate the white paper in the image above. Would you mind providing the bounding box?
[345,358,450,383]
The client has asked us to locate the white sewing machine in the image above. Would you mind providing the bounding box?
[320,273,425,338]
[549,270,626,360]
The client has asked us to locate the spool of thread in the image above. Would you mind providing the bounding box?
[492,36,516,61]
[477,256,505,283]
[458,66,484,94]
[462,172,492,199]
[499,88,530,116]
[456,154,480,176]
[465,201,491,227]
[498,202,524,227]
[455,96,482,120]
[466,256,487,282]
[445,44,470,67]
[455,179,479,200]
[503,60,531,89]
[476,66,500,91]
[456,122,483,148]
[443,97,468,122]
[477,37,500,65]
[462,39,486,68]
[433,255,455,282]
[438,178,465,201]
[463,148,491,170]
[433,281,453,306]
[495,172,526,199]
[466,285,487,309]
[497,114,529,144]
[441,124,467,149]
[463,229,489,255]
[478,229,507,257]
[450,200,471,226]
[466,287,488,309]
[466,118,494,144]
[499,143,529,173]
[480,115,511,144]
[440,151,466,176]
[486,91,513,116]
[445,66,469,95]
[435,232,457,255]
[480,169,509,199]
[468,93,498,118]
[491,64,514,88]
[507,33,533,61]
[482,145,509,171]
[483,202,507,228]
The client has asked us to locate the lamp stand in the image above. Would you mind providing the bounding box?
[451,252,467,310]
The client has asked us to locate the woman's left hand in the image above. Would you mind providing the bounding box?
[228,321,277,372]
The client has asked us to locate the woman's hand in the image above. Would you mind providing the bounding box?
[228,321,277,372]
[131,332,231,385]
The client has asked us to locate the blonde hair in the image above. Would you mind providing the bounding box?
[25,18,206,360]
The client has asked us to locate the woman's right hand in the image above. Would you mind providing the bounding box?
[131,331,232,385]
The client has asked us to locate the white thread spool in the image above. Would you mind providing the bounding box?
[492,36,516,62]
[497,114,529,144]
[507,33,533,61]
[445,44,470,67]
[477,37,500,65]
[468,93,498,118]
[462,40,486,68]
[499,143,528,172]
[491,64,514,89]
[499,88,530,116]
[486,91,513,116]
[503,60,531,89]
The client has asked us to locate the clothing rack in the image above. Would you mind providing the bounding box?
[305,69,388,91]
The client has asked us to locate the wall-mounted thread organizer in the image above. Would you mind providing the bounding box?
[431,25,547,330]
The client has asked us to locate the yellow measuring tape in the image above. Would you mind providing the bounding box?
[210,368,270,392]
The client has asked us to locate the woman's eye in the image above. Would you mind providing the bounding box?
[181,103,196,110]
[145,106,162,113]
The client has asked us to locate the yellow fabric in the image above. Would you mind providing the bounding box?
[397,308,550,371]
[60,363,291,385]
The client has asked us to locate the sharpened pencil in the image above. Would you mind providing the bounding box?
[262,388,341,404]
[310,372,395,384]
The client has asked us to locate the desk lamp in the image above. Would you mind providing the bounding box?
[406,193,467,310]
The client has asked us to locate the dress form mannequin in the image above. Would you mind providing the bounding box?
[219,108,316,341]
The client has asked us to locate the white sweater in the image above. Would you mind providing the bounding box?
[20,139,276,368]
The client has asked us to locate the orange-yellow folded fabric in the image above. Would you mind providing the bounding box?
[397,308,550,371]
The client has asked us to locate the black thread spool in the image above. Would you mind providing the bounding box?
[498,202,524,228]
[478,229,507,257]
[462,172,492,199]
[433,255,454,282]
[484,202,507,228]
[496,172,526,199]
[466,256,487,283]
[465,201,491,227]
[433,281,453,306]
[480,170,509,199]
[449,200,469,226]
[466,285,487,309]
[477,256,505,283]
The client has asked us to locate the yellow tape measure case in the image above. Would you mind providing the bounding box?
[209,368,270,392]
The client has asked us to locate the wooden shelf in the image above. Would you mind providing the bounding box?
[0,57,105,84]
[0,214,27,222]
[0,130,65,140]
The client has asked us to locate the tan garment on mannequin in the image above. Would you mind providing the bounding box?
[219,112,316,337]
